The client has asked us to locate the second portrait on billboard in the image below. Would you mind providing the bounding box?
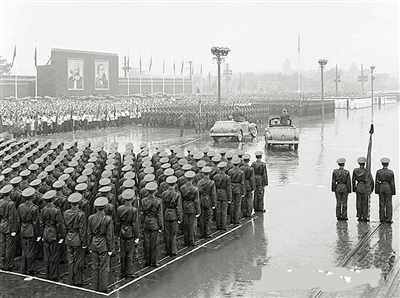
[68,59,84,90]
[95,60,109,90]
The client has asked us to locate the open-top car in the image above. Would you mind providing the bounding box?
[264,116,299,150]
[210,118,258,142]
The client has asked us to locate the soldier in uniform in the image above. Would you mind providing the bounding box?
[88,197,115,293]
[64,193,87,286]
[251,151,268,213]
[140,182,163,267]
[331,158,352,221]
[352,157,374,222]
[197,167,217,239]
[18,187,41,275]
[180,171,200,246]
[240,154,256,217]
[375,157,396,224]
[40,190,65,281]
[228,157,245,224]
[213,162,232,230]
[0,184,18,271]
[116,189,139,278]
[161,176,182,256]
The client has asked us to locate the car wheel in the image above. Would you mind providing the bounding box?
[294,144,298,150]
[213,137,219,142]
[250,128,258,138]
[236,130,243,142]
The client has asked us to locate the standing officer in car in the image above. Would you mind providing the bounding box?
[375,157,396,224]
[331,158,351,220]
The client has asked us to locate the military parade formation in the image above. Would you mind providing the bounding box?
[0,137,269,292]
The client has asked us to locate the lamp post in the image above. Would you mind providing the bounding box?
[370,65,375,118]
[318,59,328,116]
[211,46,230,120]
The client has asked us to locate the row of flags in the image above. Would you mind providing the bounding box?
[10,44,38,68]
[129,55,198,75]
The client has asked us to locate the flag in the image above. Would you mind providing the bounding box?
[127,56,130,72]
[365,124,374,218]
[163,59,165,74]
[11,45,16,68]
[181,59,184,75]
[139,55,142,74]
[298,34,300,53]
[173,58,175,75]
[200,62,202,75]
[34,46,37,67]
[149,55,152,73]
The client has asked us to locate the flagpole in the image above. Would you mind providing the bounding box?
[173,55,176,94]
[149,53,153,94]
[200,62,203,94]
[35,41,38,98]
[298,33,301,93]
[14,39,17,99]
[139,51,142,94]
[182,58,184,94]
[162,53,165,94]
[127,49,130,95]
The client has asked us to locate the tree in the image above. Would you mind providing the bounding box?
[0,55,12,76]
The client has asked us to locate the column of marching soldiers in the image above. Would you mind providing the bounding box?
[0,138,268,293]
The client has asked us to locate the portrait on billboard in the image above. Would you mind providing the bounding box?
[68,59,84,90]
[95,60,109,90]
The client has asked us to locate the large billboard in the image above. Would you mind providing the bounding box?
[95,60,109,90]
[68,59,84,90]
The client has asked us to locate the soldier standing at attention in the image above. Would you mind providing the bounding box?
[18,187,41,275]
[64,193,87,286]
[213,162,232,231]
[88,197,114,293]
[40,190,65,281]
[375,157,396,224]
[197,166,217,239]
[178,113,185,137]
[331,158,351,221]
[140,182,163,267]
[352,157,374,222]
[240,154,256,217]
[251,151,268,213]
[116,189,139,278]
[228,157,246,224]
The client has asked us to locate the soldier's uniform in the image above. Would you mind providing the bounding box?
[331,158,352,220]
[228,158,246,224]
[161,176,182,256]
[140,182,163,267]
[0,185,18,271]
[352,157,374,222]
[116,189,139,278]
[180,171,200,246]
[88,197,115,293]
[40,190,65,281]
[375,158,396,223]
[213,162,232,230]
[240,155,256,217]
[251,151,268,213]
[197,167,217,239]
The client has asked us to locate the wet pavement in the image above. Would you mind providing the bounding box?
[0,102,398,297]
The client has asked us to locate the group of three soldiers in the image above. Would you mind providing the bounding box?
[332,156,396,223]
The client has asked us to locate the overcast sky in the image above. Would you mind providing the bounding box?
[1,1,399,76]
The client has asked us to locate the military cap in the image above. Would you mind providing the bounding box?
[207,151,216,158]
[142,160,152,168]
[105,164,115,171]
[160,157,169,163]
[336,158,346,164]
[1,168,12,175]
[139,142,148,149]
[28,163,39,171]
[10,152,18,158]
[123,179,135,188]
[82,168,93,176]
[380,157,390,164]
[22,187,35,198]
[124,171,136,180]
[94,197,108,207]
[45,165,55,172]
[202,148,209,154]
[182,164,192,171]
[125,142,133,149]
[99,177,111,186]
[11,162,20,169]
[34,158,44,165]
[212,155,221,163]
[159,152,168,158]
[242,154,251,160]
[68,160,78,167]
[106,159,116,165]
[68,193,82,203]
[161,163,171,169]
[357,157,367,164]
[236,150,244,156]
[123,159,133,167]
[101,170,112,178]
[225,151,234,159]
[145,181,158,191]
[232,157,241,165]
[184,171,196,179]
[140,151,148,157]
[10,176,22,185]
[219,148,227,155]
[177,158,187,166]
[25,152,33,159]
[144,167,155,174]
[218,161,227,168]
[98,185,112,193]
[164,168,174,176]
[196,160,207,168]
[37,171,48,180]
[255,151,263,157]
[43,190,56,200]
[176,152,184,159]
[144,174,155,182]
[3,155,11,162]
[0,184,13,194]
[53,180,65,188]
[58,174,70,181]
[123,151,133,158]
[97,140,105,148]
[121,165,132,172]
[122,189,135,200]
[76,175,88,184]
[88,157,97,163]
[59,150,68,156]
[75,183,88,192]
[202,166,212,173]
[124,154,134,161]
[19,157,28,165]
[166,176,178,184]
[29,179,41,187]
[0,175,4,183]
[20,170,31,177]
[85,163,95,169]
